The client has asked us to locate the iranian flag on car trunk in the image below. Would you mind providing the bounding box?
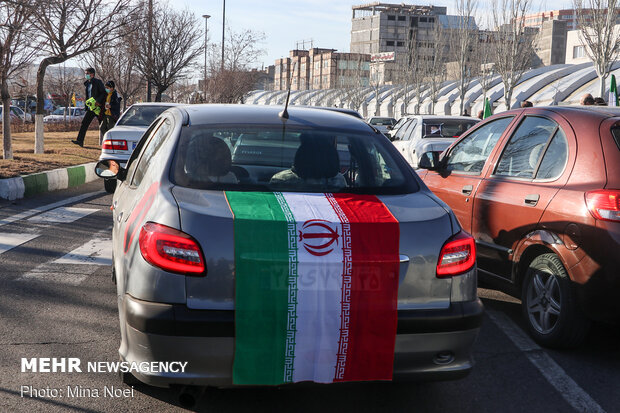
[225,192,400,385]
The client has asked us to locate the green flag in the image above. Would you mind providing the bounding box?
[609,74,618,107]
[483,98,492,119]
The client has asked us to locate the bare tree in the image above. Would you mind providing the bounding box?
[135,3,203,102]
[492,0,537,110]
[30,0,137,153]
[574,0,620,97]
[86,17,145,110]
[334,54,370,112]
[44,65,83,125]
[206,27,266,103]
[452,0,479,115]
[426,22,449,114]
[0,0,36,159]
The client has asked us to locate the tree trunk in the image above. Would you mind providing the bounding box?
[155,89,163,102]
[35,60,51,154]
[504,81,513,111]
[2,83,13,160]
[599,73,606,98]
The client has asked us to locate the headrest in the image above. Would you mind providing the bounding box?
[186,136,232,178]
[292,134,339,180]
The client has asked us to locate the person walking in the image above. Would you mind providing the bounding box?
[99,81,122,145]
[72,68,105,147]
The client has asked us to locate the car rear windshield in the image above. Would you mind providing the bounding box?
[369,117,396,126]
[423,119,477,138]
[170,125,419,195]
[117,106,172,126]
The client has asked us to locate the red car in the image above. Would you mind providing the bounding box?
[417,106,620,348]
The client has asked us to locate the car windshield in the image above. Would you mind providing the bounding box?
[117,105,171,126]
[422,119,478,138]
[52,108,66,115]
[171,125,418,195]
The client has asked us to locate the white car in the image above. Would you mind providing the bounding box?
[43,107,86,123]
[391,115,479,168]
[99,102,181,192]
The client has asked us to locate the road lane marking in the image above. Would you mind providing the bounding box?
[17,263,96,285]
[487,309,606,413]
[27,207,99,224]
[0,191,103,227]
[0,233,39,255]
[54,237,112,266]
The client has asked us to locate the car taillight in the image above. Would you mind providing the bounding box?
[585,190,620,222]
[436,230,476,277]
[139,222,206,276]
[102,139,128,150]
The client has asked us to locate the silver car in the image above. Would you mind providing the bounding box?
[99,102,181,193]
[96,104,482,389]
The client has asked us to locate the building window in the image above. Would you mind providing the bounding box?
[386,41,395,46]
[398,15,406,21]
[314,61,320,71]
[362,62,370,70]
[573,45,585,58]
[338,60,348,70]
[420,17,427,22]
[397,41,404,47]
[300,63,306,71]
[323,60,329,68]
[387,15,396,21]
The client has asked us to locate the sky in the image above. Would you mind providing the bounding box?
[178,0,575,68]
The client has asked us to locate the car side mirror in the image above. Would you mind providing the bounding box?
[95,160,126,181]
[418,151,442,171]
[387,125,393,130]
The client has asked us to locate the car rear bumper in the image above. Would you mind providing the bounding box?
[120,295,484,387]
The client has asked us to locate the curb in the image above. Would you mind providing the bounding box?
[0,162,98,201]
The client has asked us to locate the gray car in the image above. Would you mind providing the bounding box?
[96,104,482,389]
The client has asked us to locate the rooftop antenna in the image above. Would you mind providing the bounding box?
[279,60,297,120]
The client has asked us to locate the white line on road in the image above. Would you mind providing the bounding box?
[0,191,103,227]
[54,237,112,266]
[487,309,606,413]
[27,207,99,224]
[0,233,39,255]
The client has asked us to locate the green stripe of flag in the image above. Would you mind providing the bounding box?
[227,192,291,385]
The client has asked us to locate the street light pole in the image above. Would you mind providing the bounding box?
[221,0,225,73]
[203,14,210,102]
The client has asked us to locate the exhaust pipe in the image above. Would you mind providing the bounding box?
[178,385,206,409]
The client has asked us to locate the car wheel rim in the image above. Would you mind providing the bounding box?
[526,271,561,335]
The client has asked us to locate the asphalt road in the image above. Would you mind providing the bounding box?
[0,181,618,413]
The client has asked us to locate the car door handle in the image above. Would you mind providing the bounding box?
[116,211,123,223]
[462,185,473,195]
[524,194,540,206]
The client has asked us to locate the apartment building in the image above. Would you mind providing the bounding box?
[273,48,370,91]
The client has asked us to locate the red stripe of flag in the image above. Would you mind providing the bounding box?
[331,193,399,382]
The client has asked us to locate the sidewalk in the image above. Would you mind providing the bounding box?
[0,162,98,201]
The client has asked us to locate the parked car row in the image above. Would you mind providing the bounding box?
[94,104,617,396]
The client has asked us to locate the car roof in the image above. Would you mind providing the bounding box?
[178,104,372,132]
[129,102,182,107]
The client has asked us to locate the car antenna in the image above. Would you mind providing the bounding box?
[279,61,297,120]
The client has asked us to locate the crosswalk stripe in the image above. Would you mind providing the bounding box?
[15,235,112,285]
[54,237,112,266]
[0,191,103,227]
[27,207,100,224]
[0,233,39,255]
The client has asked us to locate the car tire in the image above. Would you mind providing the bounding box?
[521,253,590,348]
[104,178,117,193]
